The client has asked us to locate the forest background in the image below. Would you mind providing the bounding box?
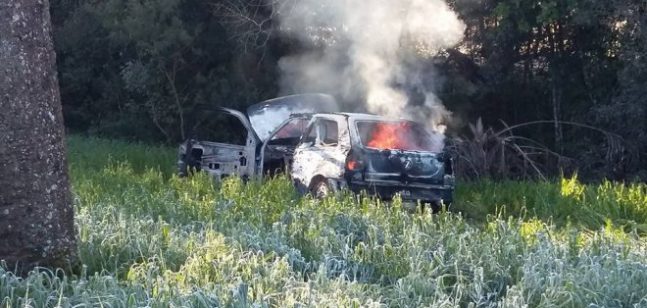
[51,0,647,181]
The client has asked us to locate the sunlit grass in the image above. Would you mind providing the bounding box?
[454,177,647,231]
[2,136,647,307]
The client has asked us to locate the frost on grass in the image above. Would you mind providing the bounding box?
[2,138,647,307]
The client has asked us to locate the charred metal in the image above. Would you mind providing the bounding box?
[178,94,455,209]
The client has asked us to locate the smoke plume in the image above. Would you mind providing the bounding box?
[274,0,465,133]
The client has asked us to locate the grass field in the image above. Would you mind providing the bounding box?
[2,136,647,307]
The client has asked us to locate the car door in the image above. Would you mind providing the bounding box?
[178,108,259,180]
[291,116,350,190]
[258,115,312,175]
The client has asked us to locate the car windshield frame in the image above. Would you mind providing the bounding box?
[247,94,338,141]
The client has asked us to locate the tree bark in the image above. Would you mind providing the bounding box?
[0,0,77,272]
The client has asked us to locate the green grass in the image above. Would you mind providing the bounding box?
[456,178,647,231]
[2,136,647,307]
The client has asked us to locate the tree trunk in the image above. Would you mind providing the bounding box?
[0,0,77,272]
[551,76,563,154]
[547,23,564,155]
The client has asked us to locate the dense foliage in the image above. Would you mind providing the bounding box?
[447,0,647,180]
[52,1,647,175]
[2,137,647,306]
[50,0,647,180]
[51,0,280,142]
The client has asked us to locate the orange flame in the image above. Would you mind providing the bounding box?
[367,122,421,150]
[346,159,360,170]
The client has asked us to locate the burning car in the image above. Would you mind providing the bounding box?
[178,94,455,209]
[291,113,454,210]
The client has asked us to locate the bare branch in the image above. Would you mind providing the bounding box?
[211,0,283,55]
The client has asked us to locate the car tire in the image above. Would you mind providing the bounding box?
[311,178,332,199]
[180,140,199,177]
[429,200,451,213]
[429,201,441,213]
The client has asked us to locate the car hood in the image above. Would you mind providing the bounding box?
[247,94,339,140]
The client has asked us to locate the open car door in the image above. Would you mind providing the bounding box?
[247,93,338,140]
[248,94,338,176]
[259,114,313,176]
[179,93,339,180]
[178,108,259,180]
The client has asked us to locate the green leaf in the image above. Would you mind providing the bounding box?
[494,3,511,19]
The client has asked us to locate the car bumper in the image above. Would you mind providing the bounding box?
[347,180,454,204]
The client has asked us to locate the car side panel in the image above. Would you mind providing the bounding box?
[178,108,258,179]
[188,141,251,180]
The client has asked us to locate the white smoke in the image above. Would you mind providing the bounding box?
[274,0,465,135]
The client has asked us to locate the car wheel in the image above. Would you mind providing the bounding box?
[429,200,451,213]
[429,201,441,213]
[311,178,331,199]
[180,140,199,177]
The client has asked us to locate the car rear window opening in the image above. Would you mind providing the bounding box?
[356,121,437,152]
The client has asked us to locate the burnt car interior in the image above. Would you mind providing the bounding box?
[262,116,311,176]
[356,120,438,152]
[302,119,339,147]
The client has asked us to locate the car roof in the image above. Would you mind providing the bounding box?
[337,112,382,119]
[291,112,418,123]
[319,112,411,122]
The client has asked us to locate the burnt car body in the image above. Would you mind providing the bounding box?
[291,113,454,208]
[178,94,338,179]
[178,94,455,208]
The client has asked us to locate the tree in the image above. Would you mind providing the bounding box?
[0,0,77,272]
[593,0,647,179]
[50,0,278,143]
[443,0,630,178]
